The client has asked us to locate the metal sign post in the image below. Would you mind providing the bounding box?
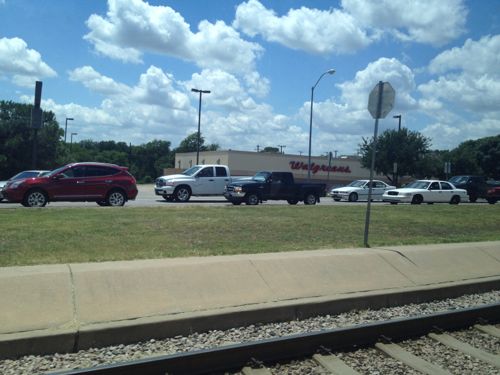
[364,81,395,247]
[31,81,43,168]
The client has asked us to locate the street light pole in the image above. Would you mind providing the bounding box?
[191,88,211,165]
[64,117,74,143]
[308,69,335,181]
[393,114,401,131]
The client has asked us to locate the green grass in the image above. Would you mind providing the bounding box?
[1,204,499,267]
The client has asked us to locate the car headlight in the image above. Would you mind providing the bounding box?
[234,186,243,193]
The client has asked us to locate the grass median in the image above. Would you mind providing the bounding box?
[1,204,499,267]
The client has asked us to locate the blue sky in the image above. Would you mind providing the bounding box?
[1,0,499,156]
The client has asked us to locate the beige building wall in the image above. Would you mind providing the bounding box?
[173,150,386,187]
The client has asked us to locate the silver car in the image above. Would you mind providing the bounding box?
[0,170,50,202]
[330,179,395,202]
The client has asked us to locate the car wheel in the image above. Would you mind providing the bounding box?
[174,186,191,202]
[22,189,48,207]
[246,193,259,205]
[106,190,126,206]
[97,200,109,206]
[487,198,497,204]
[287,199,298,205]
[411,195,423,205]
[304,193,317,205]
[348,192,358,202]
[333,198,341,202]
[450,195,460,205]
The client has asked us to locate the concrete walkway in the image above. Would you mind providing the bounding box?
[1,241,499,358]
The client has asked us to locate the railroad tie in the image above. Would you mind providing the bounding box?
[474,324,500,338]
[428,332,500,368]
[375,342,451,375]
[313,354,361,374]
[241,366,273,375]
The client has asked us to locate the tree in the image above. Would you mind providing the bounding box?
[131,140,172,181]
[449,135,500,179]
[476,135,500,179]
[260,146,279,153]
[359,128,431,184]
[174,132,220,154]
[0,100,62,179]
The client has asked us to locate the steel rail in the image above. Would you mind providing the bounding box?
[51,302,500,375]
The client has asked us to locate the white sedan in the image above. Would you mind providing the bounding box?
[382,180,468,204]
[330,179,396,202]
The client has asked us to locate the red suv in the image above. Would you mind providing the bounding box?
[3,162,138,207]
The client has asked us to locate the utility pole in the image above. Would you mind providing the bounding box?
[191,88,211,164]
[277,145,286,154]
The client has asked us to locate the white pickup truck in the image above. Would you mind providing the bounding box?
[154,165,232,202]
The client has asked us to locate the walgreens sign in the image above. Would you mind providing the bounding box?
[289,161,351,174]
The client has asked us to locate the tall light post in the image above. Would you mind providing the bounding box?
[70,132,77,150]
[64,117,74,143]
[191,88,211,164]
[308,69,335,181]
[393,114,401,131]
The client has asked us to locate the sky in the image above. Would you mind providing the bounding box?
[0,0,499,156]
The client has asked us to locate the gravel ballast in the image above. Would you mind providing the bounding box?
[1,290,498,374]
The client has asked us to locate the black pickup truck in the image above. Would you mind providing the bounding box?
[223,171,326,205]
[448,175,500,202]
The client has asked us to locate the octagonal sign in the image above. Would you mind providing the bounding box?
[368,82,395,119]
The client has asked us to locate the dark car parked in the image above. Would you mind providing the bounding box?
[448,175,500,202]
[2,162,138,207]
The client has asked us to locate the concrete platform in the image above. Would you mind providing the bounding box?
[1,241,499,359]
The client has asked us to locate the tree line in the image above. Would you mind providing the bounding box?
[1,100,498,182]
[0,101,218,182]
[359,128,500,183]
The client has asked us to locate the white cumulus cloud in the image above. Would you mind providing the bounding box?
[0,37,56,87]
[234,0,371,54]
[84,0,263,74]
[341,0,468,47]
[234,0,467,56]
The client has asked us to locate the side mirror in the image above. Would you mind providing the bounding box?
[53,174,63,180]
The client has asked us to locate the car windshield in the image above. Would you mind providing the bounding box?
[449,176,467,184]
[48,165,68,177]
[404,180,431,189]
[10,171,42,180]
[346,180,366,187]
[253,171,271,182]
[182,166,202,176]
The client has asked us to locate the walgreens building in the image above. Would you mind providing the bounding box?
[174,150,382,188]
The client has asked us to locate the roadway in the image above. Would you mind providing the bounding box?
[0,184,490,208]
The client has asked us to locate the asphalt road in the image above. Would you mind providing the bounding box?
[0,184,490,208]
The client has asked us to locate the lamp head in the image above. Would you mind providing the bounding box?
[327,69,336,75]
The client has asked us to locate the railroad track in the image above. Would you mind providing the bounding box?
[51,303,499,375]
